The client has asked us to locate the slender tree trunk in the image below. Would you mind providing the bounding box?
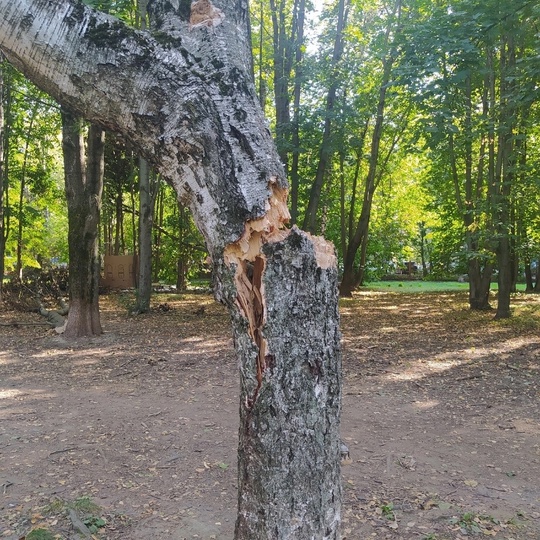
[153,180,164,280]
[303,0,349,233]
[176,202,188,291]
[269,0,291,172]
[0,2,343,536]
[135,157,157,313]
[62,110,104,337]
[0,56,5,300]
[15,105,38,280]
[494,30,517,319]
[289,0,305,225]
[339,60,396,294]
[524,258,534,292]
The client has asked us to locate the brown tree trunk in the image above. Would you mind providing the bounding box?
[61,110,103,337]
[339,2,401,296]
[0,56,5,301]
[0,1,343,536]
[524,259,533,292]
[15,104,37,280]
[134,157,157,313]
[289,0,305,225]
[303,0,349,233]
[468,259,492,310]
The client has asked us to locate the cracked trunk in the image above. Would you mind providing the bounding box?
[0,1,342,536]
[230,228,342,538]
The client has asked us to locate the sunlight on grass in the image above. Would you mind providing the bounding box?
[363,281,470,293]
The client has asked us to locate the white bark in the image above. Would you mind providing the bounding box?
[0,1,343,537]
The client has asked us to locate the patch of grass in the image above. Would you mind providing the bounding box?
[38,495,105,537]
[449,512,501,535]
[380,502,395,519]
[72,495,101,514]
[363,280,531,294]
[364,281,470,293]
[26,530,56,540]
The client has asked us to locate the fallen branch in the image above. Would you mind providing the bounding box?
[68,509,92,538]
[49,446,78,456]
[2,481,13,494]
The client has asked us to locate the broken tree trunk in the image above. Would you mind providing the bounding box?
[0,1,342,536]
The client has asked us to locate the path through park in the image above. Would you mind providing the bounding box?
[1,290,539,539]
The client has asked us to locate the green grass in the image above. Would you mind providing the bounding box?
[362,280,529,293]
[363,280,469,293]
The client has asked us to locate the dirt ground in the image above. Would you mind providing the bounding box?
[1,290,539,540]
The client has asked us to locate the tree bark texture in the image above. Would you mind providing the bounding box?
[135,157,155,313]
[0,1,343,537]
[468,258,492,310]
[0,57,5,301]
[303,0,349,234]
[61,110,103,337]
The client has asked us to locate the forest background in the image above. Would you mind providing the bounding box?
[0,0,539,314]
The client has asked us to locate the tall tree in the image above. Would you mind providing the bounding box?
[134,0,156,314]
[0,55,5,300]
[339,0,404,296]
[61,109,104,337]
[303,0,349,233]
[0,1,343,537]
[401,0,540,314]
[135,157,158,312]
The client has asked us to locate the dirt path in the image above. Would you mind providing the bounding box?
[1,291,539,539]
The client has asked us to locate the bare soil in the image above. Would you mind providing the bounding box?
[1,290,539,540]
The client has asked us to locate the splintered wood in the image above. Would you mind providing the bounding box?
[306,232,337,269]
[223,180,336,408]
[224,181,289,408]
[223,182,289,309]
[189,0,225,30]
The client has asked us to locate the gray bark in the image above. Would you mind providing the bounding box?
[61,110,103,337]
[135,157,156,313]
[0,1,343,537]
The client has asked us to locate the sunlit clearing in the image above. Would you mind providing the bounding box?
[426,359,459,372]
[380,326,399,333]
[0,352,14,365]
[32,348,109,359]
[388,371,424,382]
[0,388,27,399]
[412,399,440,410]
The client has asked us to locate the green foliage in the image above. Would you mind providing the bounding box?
[2,63,66,273]
[83,515,107,533]
[26,529,55,540]
[4,0,540,294]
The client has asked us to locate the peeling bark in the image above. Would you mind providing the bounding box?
[0,1,342,536]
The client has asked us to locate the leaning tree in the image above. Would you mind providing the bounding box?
[0,0,343,537]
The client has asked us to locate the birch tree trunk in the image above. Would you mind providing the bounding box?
[0,1,343,537]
